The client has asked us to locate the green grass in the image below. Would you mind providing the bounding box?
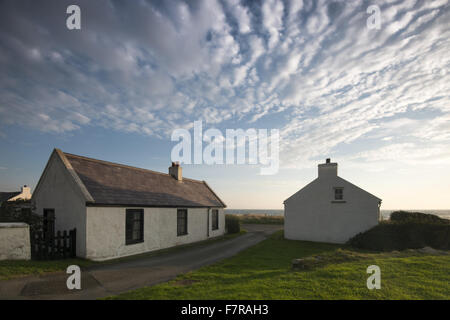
[107,231,450,300]
[0,258,95,280]
[0,230,247,281]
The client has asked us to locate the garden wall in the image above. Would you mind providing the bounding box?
[0,223,31,260]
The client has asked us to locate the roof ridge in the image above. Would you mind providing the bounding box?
[63,152,204,184]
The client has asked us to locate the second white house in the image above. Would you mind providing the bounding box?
[284,159,381,244]
[32,149,226,261]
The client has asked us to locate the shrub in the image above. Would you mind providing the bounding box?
[238,214,284,225]
[348,212,450,251]
[0,200,42,232]
[225,214,240,234]
[390,210,450,225]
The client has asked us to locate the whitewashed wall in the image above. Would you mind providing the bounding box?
[0,223,31,260]
[86,207,225,261]
[32,152,87,257]
[285,176,380,244]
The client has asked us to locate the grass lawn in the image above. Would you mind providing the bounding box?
[0,258,95,281]
[107,231,450,300]
[0,230,247,281]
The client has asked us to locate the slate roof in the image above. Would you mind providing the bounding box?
[0,192,20,203]
[60,151,226,208]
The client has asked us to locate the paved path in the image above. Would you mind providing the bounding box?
[0,224,282,300]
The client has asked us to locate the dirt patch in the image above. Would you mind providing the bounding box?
[20,273,100,296]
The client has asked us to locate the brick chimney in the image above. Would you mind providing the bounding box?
[169,162,182,181]
[318,158,337,178]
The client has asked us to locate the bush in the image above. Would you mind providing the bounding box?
[238,214,284,225]
[225,214,240,234]
[390,210,450,225]
[0,200,42,232]
[348,212,450,251]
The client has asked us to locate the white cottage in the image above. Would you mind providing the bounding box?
[284,159,381,244]
[32,149,226,261]
[0,185,32,205]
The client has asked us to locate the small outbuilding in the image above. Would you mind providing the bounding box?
[32,149,226,261]
[284,159,381,244]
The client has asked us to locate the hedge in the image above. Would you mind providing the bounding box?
[390,210,450,225]
[348,211,450,251]
[225,214,240,234]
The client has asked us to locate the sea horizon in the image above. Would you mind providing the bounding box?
[225,209,450,220]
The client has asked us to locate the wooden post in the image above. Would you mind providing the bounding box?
[56,231,61,259]
[70,228,77,258]
[63,230,67,259]
[38,231,43,260]
[51,232,56,259]
[30,231,34,259]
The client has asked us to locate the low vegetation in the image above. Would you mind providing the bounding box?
[0,259,95,281]
[0,200,42,231]
[225,214,240,233]
[228,213,284,225]
[348,211,450,251]
[390,210,450,224]
[107,231,450,300]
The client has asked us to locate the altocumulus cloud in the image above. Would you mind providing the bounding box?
[0,0,449,168]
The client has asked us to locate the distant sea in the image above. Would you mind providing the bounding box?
[225,209,450,220]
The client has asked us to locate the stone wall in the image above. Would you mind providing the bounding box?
[0,223,31,260]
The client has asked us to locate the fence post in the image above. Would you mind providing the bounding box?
[38,231,43,260]
[56,231,61,259]
[51,232,57,259]
[63,230,67,259]
[70,228,77,258]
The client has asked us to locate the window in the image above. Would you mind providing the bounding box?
[126,209,144,245]
[334,187,344,200]
[177,209,188,236]
[212,209,219,230]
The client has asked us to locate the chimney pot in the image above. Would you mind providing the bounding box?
[326,158,330,163]
[169,162,182,181]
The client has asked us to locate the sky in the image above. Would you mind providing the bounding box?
[0,0,449,209]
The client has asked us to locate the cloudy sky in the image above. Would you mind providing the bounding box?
[0,0,449,209]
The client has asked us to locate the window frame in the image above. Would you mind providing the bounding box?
[177,209,188,236]
[125,209,144,245]
[212,209,219,230]
[334,187,344,201]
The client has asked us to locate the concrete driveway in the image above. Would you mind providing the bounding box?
[0,224,282,300]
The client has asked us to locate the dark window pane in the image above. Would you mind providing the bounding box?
[126,209,144,244]
[212,209,219,230]
[334,188,344,200]
[177,209,188,236]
